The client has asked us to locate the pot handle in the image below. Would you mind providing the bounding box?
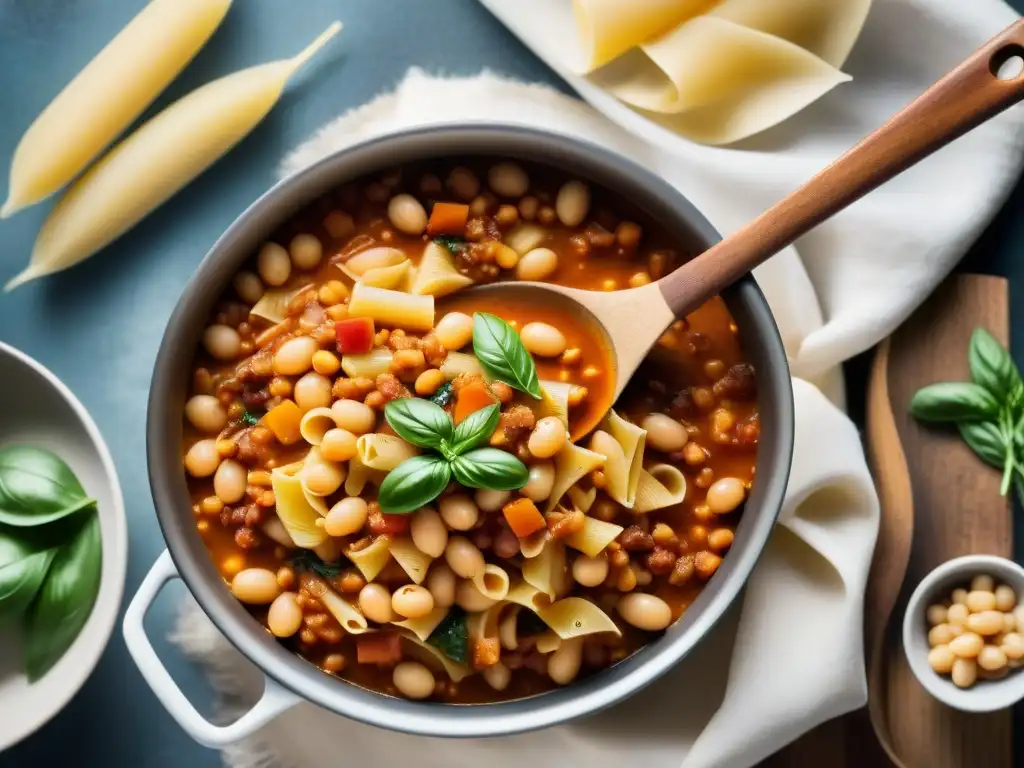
[122,550,300,748]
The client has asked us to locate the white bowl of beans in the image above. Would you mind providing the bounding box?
[903,555,1024,712]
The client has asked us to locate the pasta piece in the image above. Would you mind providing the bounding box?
[472,564,511,602]
[589,430,630,508]
[356,433,419,471]
[398,631,473,682]
[506,580,554,612]
[523,541,569,600]
[534,631,562,654]
[529,380,573,428]
[504,223,549,256]
[547,443,605,513]
[348,282,434,332]
[302,574,372,634]
[392,606,448,641]
[604,410,646,507]
[6,23,341,291]
[299,446,347,497]
[519,529,550,559]
[566,516,624,558]
[1,0,233,218]
[249,283,313,324]
[340,347,394,379]
[337,247,406,280]
[299,407,336,446]
[468,603,504,653]
[499,604,521,650]
[409,242,473,298]
[634,463,688,513]
[302,488,329,517]
[358,260,411,290]
[347,536,393,582]
[389,536,433,585]
[572,0,711,71]
[440,351,485,381]
[566,485,596,514]
[344,454,383,497]
[537,597,622,640]
[270,467,327,548]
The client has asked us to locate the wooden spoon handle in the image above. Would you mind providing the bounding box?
[659,20,1024,317]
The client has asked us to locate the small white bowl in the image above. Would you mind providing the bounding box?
[903,554,1024,712]
[0,342,127,751]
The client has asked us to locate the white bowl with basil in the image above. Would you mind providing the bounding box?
[0,341,127,751]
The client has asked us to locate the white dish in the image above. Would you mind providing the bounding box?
[902,554,1024,713]
[0,341,127,752]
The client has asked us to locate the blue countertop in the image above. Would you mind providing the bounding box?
[0,1,1021,766]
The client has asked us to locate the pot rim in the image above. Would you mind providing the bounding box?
[147,123,794,738]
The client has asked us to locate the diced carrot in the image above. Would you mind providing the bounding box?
[453,380,496,425]
[472,637,501,669]
[357,632,403,666]
[502,497,546,538]
[427,202,470,235]
[262,400,303,445]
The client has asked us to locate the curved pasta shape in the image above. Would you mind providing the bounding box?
[566,485,596,514]
[531,380,573,428]
[389,536,433,585]
[347,535,393,581]
[299,446,347,498]
[588,430,629,507]
[573,0,711,71]
[519,529,550,559]
[249,283,312,324]
[356,433,419,471]
[468,603,504,652]
[398,631,473,682]
[348,282,435,332]
[337,246,406,280]
[440,351,485,381]
[546,442,605,513]
[302,488,329,517]
[566,515,624,558]
[498,604,521,650]
[343,454,385,497]
[410,242,473,298]
[303,574,372,634]
[359,260,410,290]
[534,631,562,654]
[506,580,554,613]
[634,463,688,513]
[537,597,622,640]
[341,348,393,379]
[270,466,327,549]
[299,407,336,446]
[392,606,448,641]
[472,564,511,602]
[604,411,645,507]
[523,540,569,600]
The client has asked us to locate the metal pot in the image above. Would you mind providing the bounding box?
[123,125,794,747]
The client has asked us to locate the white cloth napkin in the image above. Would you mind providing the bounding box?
[172,1,1024,766]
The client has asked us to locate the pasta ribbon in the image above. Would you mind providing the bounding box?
[393,606,448,641]
[337,246,406,280]
[566,515,624,558]
[603,410,646,507]
[347,536,393,582]
[398,631,473,682]
[250,283,313,324]
[409,241,473,298]
[538,597,621,640]
[303,574,372,634]
[356,433,419,471]
[389,536,433,585]
[270,466,327,549]
[522,541,569,600]
[546,443,605,513]
[634,463,688,513]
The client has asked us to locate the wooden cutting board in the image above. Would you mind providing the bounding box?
[763,273,1012,767]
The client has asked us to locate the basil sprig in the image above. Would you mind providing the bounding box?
[910,327,1024,504]
[473,313,542,399]
[378,399,528,513]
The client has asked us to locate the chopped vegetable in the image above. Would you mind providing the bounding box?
[433,235,467,257]
[453,379,497,425]
[357,632,403,665]
[502,497,546,538]
[427,606,468,663]
[472,637,501,668]
[427,203,470,236]
[429,381,454,408]
[262,400,303,445]
[290,550,343,579]
[336,316,376,355]
[241,409,262,427]
[367,505,410,535]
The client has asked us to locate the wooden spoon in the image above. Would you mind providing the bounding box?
[465,20,1024,435]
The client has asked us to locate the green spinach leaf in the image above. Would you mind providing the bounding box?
[450,404,500,455]
[428,381,454,408]
[377,455,452,514]
[472,313,541,399]
[451,448,529,491]
[908,382,999,422]
[0,445,96,527]
[384,398,453,450]
[427,606,468,664]
[969,327,1022,400]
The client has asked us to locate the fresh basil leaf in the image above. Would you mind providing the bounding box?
[434,236,467,257]
[908,382,999,422]
[957,421,1007,469]
[969,327,1021,400]
[24,512,102,681]
[472,313,541,399]
[241,410,262,427]
[0,526,57,625]
[0,445,95,527]
[450,404,501,455]
[377,456,452,514]
[451,448,529,491]
[427,606,468,663]
[384,398,453,449]
[428,381,454,408]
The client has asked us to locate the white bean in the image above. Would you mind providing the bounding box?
[516,248,558,281]
[949,631,984,658]
[555,180,590,227]
[455,579,498,611]
[972,574,996,592]
[392,585,435,619]
[967,610,1005,636]
[966,590,997,613]
[262,517,296,548]
[331,399,376,434]
[995,584,1017,612]
[617,593,673,631]
[358,583,396,623]
[548,637,583,685]
[257,242,291,286]
[293,372,333,411]
[642,414,689,453]
[572,554,609,588]
[439,494,479,531]
[483,662,511,691]
[488,162,529,197]
[475,489,511,513]
[393,661,435,700]
[705,477,745,515]
[951,657,977,688]
[267,592,303,637]
[213,459,247,504]
[185,395,228,433]
[325,497,368,537]
[925,604,948,626]
[202,324,241,361]
[426,562,457,608]
[527,416,567,459]
[928,644,955,674]
[447,167,480,201]
[387,194,428,235]
[231,568,280,605]
[274,336,318,376]
[434,312,474,350]
[978,644,1008,671]
[233,270,265,305]
[520,462,555,502]
[289,233,323,270]
[520,322,566,358]
[185,439,221,477]
[411,506,448,558]
[445,536,485,579]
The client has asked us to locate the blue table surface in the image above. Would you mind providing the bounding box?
[1,1,1023,766]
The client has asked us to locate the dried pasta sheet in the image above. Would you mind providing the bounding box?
[589,17,850,145]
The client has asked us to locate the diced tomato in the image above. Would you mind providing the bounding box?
[357,633,403,666]
[335,317,375,354]
[367,505,410,536]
